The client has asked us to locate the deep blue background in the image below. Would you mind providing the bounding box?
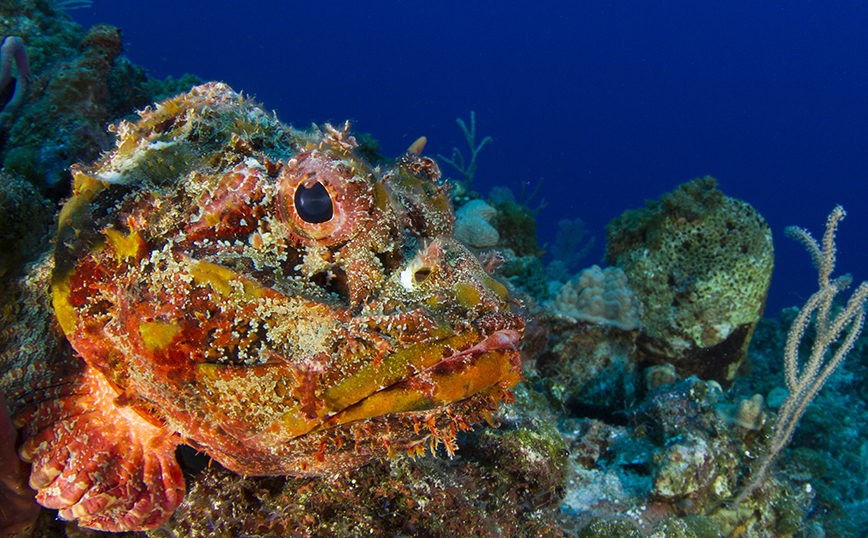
[69,0,868,316]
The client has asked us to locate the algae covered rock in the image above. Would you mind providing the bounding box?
[0,172,53,276]
[606,177,773,384]
[148,417,568,538]
[533,265,642,410]
[535,317,640,410]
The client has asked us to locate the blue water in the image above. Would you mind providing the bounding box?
[70,0,868,316]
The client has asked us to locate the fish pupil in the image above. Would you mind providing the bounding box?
[294,182,333,223]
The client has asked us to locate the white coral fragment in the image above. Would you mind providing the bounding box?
[454,199,499,248]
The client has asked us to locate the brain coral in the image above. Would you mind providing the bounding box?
[606,177,773,383]
[546,265,640,331]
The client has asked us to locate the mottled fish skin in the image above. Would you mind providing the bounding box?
[1,83,524,531]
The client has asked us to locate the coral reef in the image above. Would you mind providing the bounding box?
[551,375,808,537]
[722,210,868,536]
[606,177,774,385]
[532,268,641,412]
[538,264,641,411]
[0,3,200,193]
[0,8,863,535]
[3,170,859,538]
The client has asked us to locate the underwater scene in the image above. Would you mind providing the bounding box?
[0,1,867,537]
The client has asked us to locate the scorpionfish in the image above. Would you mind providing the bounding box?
[0,83,524,531]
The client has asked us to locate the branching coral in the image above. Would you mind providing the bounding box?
[734,205,868,505]
[437,111,492,192]
[547,218,596,282]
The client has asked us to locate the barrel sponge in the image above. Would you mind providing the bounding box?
[547,265,640,330]
[605,177,774,382]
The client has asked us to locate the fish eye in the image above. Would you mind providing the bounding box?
[276,149,367,245]
[294,181,333,223]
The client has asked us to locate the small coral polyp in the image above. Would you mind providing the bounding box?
[14,83,523,531]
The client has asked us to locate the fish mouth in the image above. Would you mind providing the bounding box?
[265,236,526,436]
[175,237,526,474]
[199,321,524,476]
[254,315,524,443]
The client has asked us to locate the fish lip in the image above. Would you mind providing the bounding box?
[418,327,524,387]
[431,328,522,365]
